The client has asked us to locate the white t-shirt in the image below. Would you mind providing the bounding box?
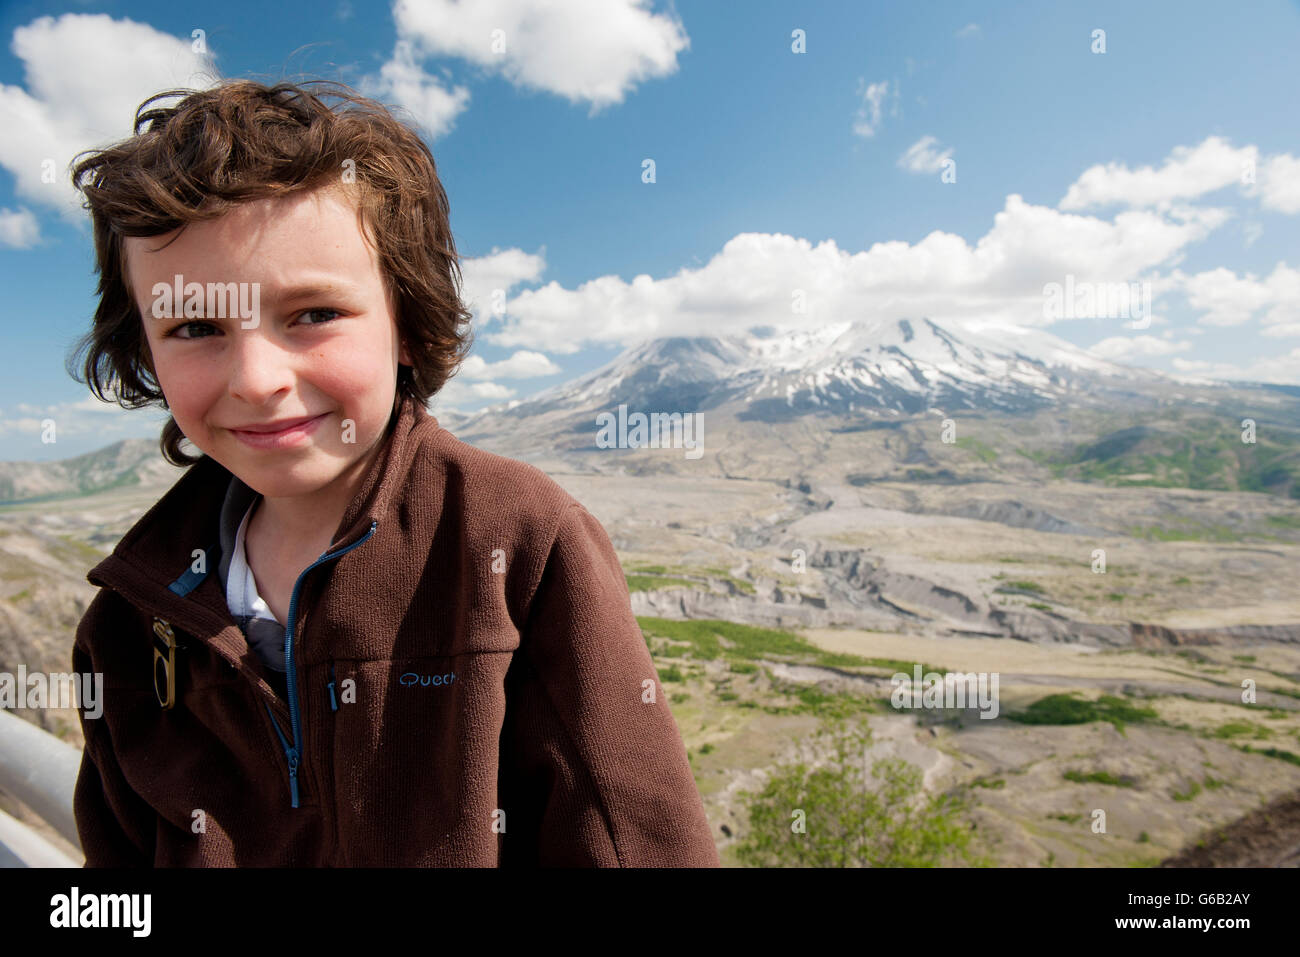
[226,498,288,673]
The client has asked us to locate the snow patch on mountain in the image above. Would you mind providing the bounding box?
[448,316,1166,427]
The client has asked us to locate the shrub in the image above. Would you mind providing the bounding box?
[732,716,990,867]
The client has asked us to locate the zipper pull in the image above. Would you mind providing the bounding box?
[287,748,300,808]
[327,663,338,712]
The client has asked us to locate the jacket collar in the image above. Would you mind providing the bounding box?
[87,391,440,609]
[216,470,260,591]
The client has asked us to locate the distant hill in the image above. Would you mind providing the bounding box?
[1048,421,1300,500]
[442,317,1300,499]
[0,438,179,505]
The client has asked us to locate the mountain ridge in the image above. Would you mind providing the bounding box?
[448,316,1179,432]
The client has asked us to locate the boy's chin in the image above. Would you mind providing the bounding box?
[213,445,342,491]
[232,464,348,500]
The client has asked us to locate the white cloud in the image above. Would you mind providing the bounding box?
[482,186,1230,354]
[1058,136,1300,217]
[1173,263,1300,332]
[1060,136,1253,210]
[458,350,561,379]
[1089,334,1190,360]
[1172,348,1300,385]
[460,246,548,325]
[0,395,164,438]
[435,377,517,409]
[361,39,471,138]
[853,79,895,138]
[0,207,40,248]
[897,135,952,174]
[1256,152,1300,214]
[955,24,981,39]
[0,13,218,218]
[366,0,689,132]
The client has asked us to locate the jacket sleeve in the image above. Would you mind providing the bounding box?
[71,601,156,867]
[498,501,719,867]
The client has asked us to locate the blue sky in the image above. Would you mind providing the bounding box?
[1,0,1298,461]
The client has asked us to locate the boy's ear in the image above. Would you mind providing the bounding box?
[398,338,413,366]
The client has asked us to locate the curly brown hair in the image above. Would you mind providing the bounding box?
[65,78,473,467]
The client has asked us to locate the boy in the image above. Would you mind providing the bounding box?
[66,79,718,867]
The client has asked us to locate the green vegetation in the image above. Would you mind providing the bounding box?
[640,618,920,719]
[625,562,758,595]
[1014,447,1052,466]
[955,436,998,464]
[657,664,684,683]
[1063,769,1135,788]
[1127,521,1244,543]
[1048,418,1300,501]
[638,616,912,671]
[1213,720,1273,740]
[1000,580,1045,593]
[626,574,696,592]
[1004,692,1157,734]
[763,681,882,720]
[732,716,991,867]
[1235,744,1300,766]
[54,534,103,566]
[1172,780,1201,801]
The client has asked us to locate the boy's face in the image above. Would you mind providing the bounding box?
[124,186,412,502]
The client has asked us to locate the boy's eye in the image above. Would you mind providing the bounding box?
[163,309,342,338]
[165,321,217,339]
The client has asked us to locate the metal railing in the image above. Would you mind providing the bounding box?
[0,709,83,867]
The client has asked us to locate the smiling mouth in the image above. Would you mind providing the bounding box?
[230,414,326,434]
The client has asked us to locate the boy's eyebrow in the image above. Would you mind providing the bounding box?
[140,278,364,322]
[272,280,364,305]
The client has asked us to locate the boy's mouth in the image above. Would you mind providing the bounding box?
[231,413,325,433]
[229,413,328,448]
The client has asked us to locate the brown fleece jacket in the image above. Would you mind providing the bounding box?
[71,392,719,867]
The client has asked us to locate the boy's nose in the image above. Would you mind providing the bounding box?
[226,332,297,404]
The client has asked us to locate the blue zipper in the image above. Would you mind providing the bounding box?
[265,701,300,807]
[267,520,378,808]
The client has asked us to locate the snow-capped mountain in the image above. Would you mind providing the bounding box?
[449,316,1160,431]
